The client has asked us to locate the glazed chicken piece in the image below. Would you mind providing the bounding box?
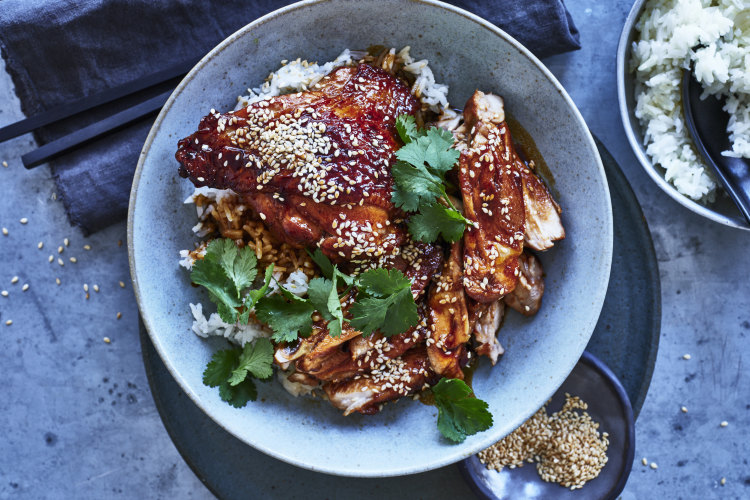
[427,242,470,379]
[176,63,419,264]
[323,346,436,415]
[459,91,525,303]
[518,162,565,251]
[294,323,362,382]
[468,299,505,365]
[504,251,545,316]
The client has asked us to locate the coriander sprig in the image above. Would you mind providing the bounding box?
[202,338,274,408]
[392,115,469,243]
[432,378,493,442]
[190,238,274,324]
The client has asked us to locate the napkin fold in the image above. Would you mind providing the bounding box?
[0,0,580,234]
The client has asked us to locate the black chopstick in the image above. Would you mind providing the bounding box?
[22,89,173,169]
[0,56,200,143]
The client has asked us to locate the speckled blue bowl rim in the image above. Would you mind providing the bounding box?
[616,0,750,231]
[128,0,612,477]
[458,351,636,500]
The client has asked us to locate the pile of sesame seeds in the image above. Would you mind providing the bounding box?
[478,394,610,490]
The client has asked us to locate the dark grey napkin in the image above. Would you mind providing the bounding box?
[0,0,579,234]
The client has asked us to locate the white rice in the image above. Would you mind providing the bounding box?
[632,0,750,201]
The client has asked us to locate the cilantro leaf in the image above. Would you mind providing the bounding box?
[212,239,258,295]
[307,277,334,317]
[391,161,445,212]
[191,256,242,322]
[190,238,267,324]
[307,248,354,286]
[219,379,257,408]
[326,268,346,337]
[215,300,239,324]
[308,248,335,280]
[255,293,315,343]
[431,378,493,443]
[203,342,266,408]
[238,265,275,324]
[390,115,468,243]
[349,268,418,336]
[395,130,458,177]
[228,338,274,385]
[395,114,421,144]
[408,202,469,243]
[203,349,240,387]
[307,270,345,338]
[423,128,461,174]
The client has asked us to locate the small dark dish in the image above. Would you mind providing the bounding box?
[459,351,635,500]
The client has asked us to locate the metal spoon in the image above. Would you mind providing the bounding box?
[682,68,750,224]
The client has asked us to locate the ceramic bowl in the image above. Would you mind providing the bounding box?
[617,0,750,231]
[128,0,612,477]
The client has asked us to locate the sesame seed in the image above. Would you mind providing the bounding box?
[58,246,64,254]
[642,457,648,466]
[650,462,658,470]
[681,406,687,413]
[721,477,726,486]
[2,161,7,167]
[1,227,7,235]
[103,337,111,344]
[83,284,89,292]
[57,258,64,266]
[21,284,29,292]
[48,255,54,263]
[119,281,125,288]
[93,285,99,293]
[84,245,91,251]
[19,218,28,224]
[720,421,728,427]
[1,291,7,297]
[117,312,122,320]
[55,278,61,286]
[37,242,43,249]
[64,238,69,246]
[682,354,691,360]
[11,276,19,284]
[69,257,77,263]
[5,320,12,326]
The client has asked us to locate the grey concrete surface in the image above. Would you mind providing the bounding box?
[0,1,748,498]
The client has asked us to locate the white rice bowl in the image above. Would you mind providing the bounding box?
[631,0,750,202]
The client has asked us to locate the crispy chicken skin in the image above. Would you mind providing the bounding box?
[518,161,565,251]
[176,63,418,263]
[427,242,470,379]
[459,91,525,303]
[504,251,545,316]
[323,346,436,416]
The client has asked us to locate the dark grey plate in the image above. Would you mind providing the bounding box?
[139,139,660,499]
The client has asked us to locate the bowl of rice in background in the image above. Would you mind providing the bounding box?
[618,0,750,230]
[128,0,612,477]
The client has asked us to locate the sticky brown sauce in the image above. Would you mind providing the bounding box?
[505,113,558,198]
